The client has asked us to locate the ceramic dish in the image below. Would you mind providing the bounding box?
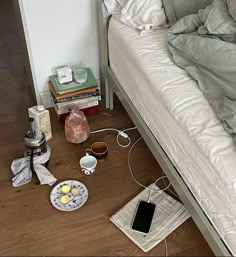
[50,180,88,211]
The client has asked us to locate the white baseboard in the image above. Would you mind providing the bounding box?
[39,77,101,108]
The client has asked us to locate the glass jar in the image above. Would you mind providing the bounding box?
[73,63,88,83]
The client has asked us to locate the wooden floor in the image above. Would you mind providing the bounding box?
[0,1,214,256]
[1,97,214,256]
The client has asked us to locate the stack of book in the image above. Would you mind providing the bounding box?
[48,68,101,120]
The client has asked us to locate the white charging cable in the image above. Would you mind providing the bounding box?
[147,175,171,203]
[162,171,180,201]
[90,127,137,148]
[128,137,171,199]
[91,128,176,202]
[91,129,170,255]
[128,137,170,256]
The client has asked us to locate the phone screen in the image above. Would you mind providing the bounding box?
[132,201,156,234]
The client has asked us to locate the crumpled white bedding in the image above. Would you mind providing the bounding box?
[104,0,167,32]
[108,16,236,254]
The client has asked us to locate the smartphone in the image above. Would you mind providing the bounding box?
[132,200,156,234]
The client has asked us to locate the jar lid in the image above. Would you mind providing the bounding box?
[37,105,45,112]
[24,129,46,147]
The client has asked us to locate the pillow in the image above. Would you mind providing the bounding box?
[104,0,126,14]
[163,0,214,26]
[104,0,167,32]
[119,0,167,31]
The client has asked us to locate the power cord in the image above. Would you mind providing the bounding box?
[90,127,137,148]
[162,171,180,201]
[91,128,170,256]
[147,176,171,203]
[128,136,170,257]
[91,128,177,203]
[128,137,171,201]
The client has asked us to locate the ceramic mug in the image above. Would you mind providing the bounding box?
[86,142,108,159]
[79,154,97,175]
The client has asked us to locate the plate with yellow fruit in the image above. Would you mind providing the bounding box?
[50,180,88,211]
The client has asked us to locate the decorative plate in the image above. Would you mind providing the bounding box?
[50,180,88,211]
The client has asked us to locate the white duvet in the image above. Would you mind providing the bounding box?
[108,17,236,254]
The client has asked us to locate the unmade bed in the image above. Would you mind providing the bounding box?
[98,1,236,256]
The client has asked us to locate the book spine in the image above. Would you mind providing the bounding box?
[57,96,101,110]
[55,101,99,115]
[51,90,100,104]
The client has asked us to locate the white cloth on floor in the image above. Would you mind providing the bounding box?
[11,145,57,187]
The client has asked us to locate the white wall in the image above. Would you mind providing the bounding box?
[19,0,100,107]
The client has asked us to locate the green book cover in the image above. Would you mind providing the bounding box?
[49,68,97,94]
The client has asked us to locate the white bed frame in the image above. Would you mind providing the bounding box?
[97,1,232,256]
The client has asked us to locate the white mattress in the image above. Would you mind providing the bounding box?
[108,17,236,254]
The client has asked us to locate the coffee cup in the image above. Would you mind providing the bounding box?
[86,142,108,159]
[79,154,97,175]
